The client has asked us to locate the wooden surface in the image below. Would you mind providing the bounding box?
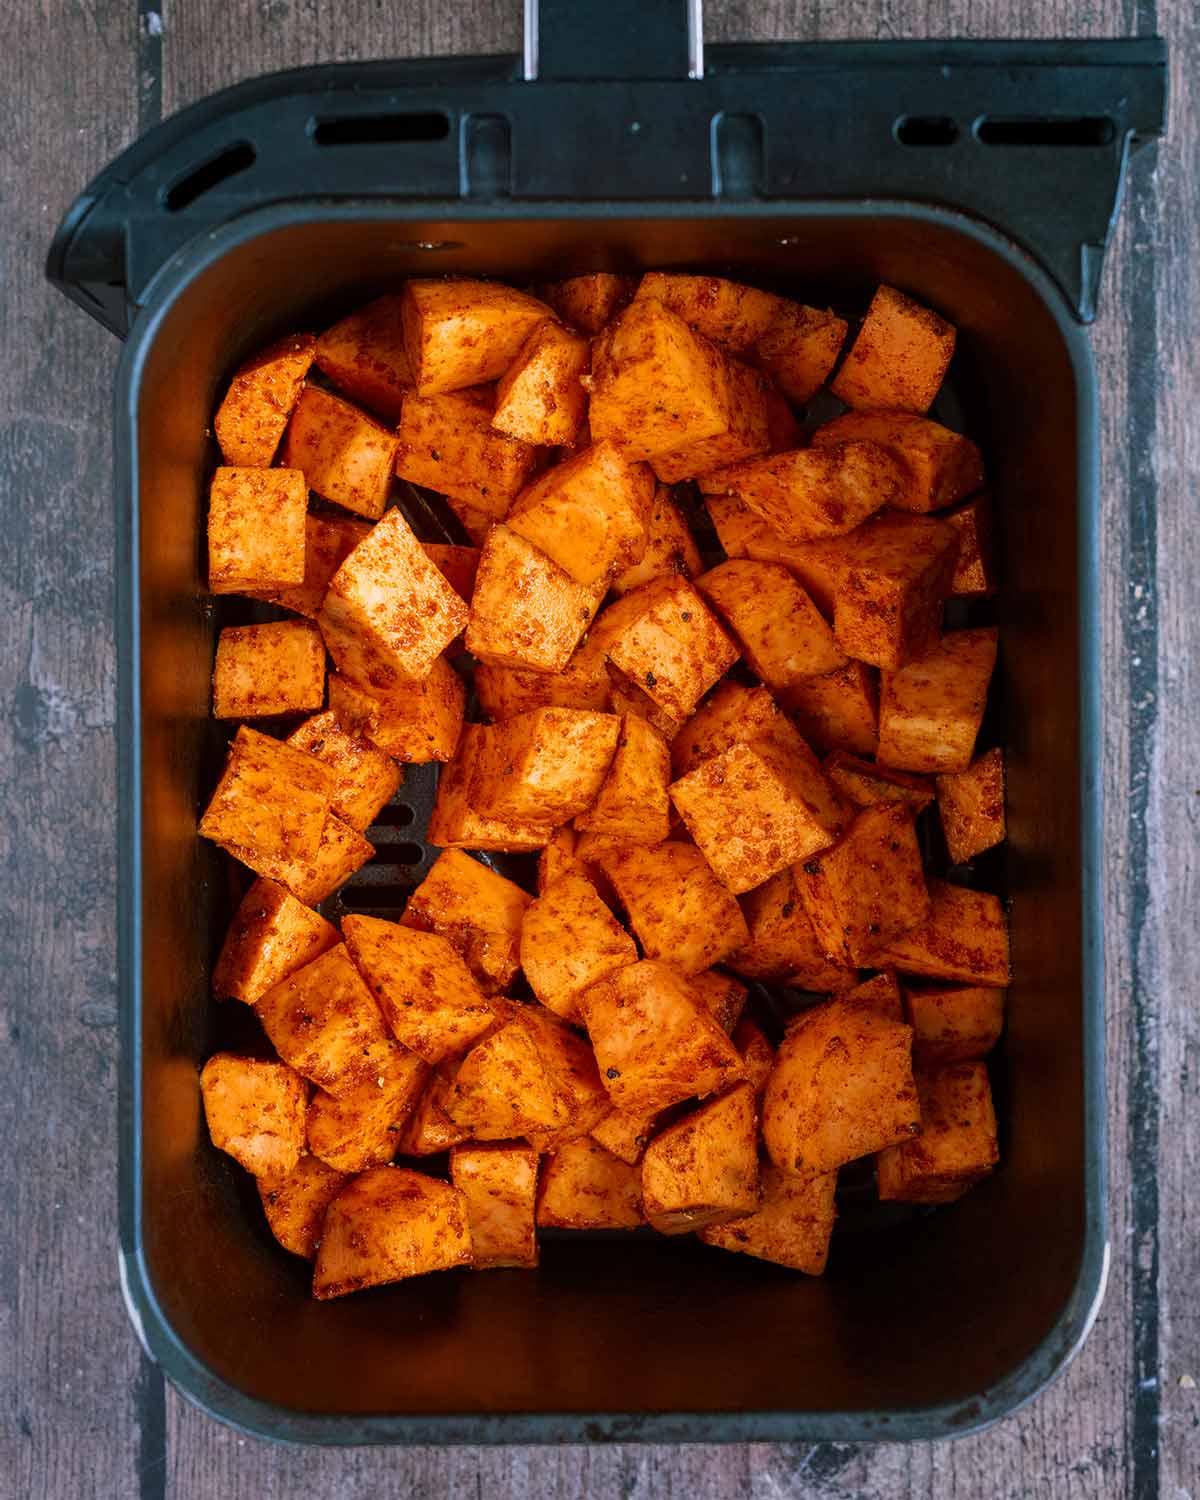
[3,1,1196,1496]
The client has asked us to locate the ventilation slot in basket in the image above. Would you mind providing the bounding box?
[164,142,257,211]
[312,112,450,147]
[975,116,1115,147]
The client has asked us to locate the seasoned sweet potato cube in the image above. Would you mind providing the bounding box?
[536,825,586,893]
[281,385,398,520]
[394,390,541,520]
[612,485,702,595]
[670,737,846,895]
[466,524,606,674]
[822,751,933,813]
[670,681,805,778]
[248,512,373,619]
[632,273,784,349]
[402,849,531,994]
[536,1137,645,1228]
[605,670,687,741]
[536,272,636,333]
[306,1039,429,1172]
[402,278,552,395]
[844,971,905,1023]
[421,542,481,602]
[906,983,1004,1065]
[705,494,846,617]
[877,1061,999,1202]
[590,577,739,724]
[751,304,848,407]
[199,726,334,862]
[450,1142,539,1269]
[469,707,620,824]
[795,802,929,965]
[285,710,401,831]
[699,1162,837,1273]
[650,357,772,484]
[318,509,468,690]
[831,284,956,414]
[474,635,612,721]
[257,1154,350,1259]
[686,970,748,1035]
[214,333,315,468]
[937,747,1006,864]
[314,293,412,422]
[877,628,998,773]
[328,656,465,766]
[943,492,998,598]
[872,879,1011,985]
[221,812,373,906]
[256,944,391,1096]
[812,411,983,514]
[312,1166,472,1298]
[212,879,338,1005]
[786,661,879,757]
[207,467,307,594]
[342,915,496,1064]
[200,1053,307,1178]
[701,443,902,544]
[506,441,653,586]
[763,996,919,1173]
[519,1004,611,1154]
[427,725,554,853]
[492,319,589,445]
[597,843,750,976]
[579,960,745,1115]
[696,560,846,691]
[212,621,325,721]
[727,868,858,992]
[574,714,671,846]
[733,1015,776,1097]
[589,1104,664,1166]
[521,871,638,1022]
[398,1055,471,1156]
[641,1082,759,1235]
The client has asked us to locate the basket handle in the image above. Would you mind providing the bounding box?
[523,0,703,81]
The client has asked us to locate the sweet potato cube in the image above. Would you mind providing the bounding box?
[831,284,956,414]
[574,713,671,846]
[214,332,315,468]
[590,577,739,724]
[750,303,848,407]
[536,1138,645,1228]
[727,868,858,992]
[256,944,392,1097]
[597,843,750,976]
[641,1082,759,1235]
[811,411,983,514]
[328,656,465,765]
[506,441,653,586]
[872,879,1011,985]
[877,1061,999,1202]
[198,726,334,861]
[699,1163,837,1274]
[612,485,702,595]
[220,812,373,905]
[877,628,999,773]
[342,916,496,1063]
[733,1015,776,1097]
[696,560,846,690]
[521,871,638,1022]
[822,751,933,813]
[579,960,745,1115]
[318,509,468,689]
[536,825,585,893]
[402,849,531,994]
[705,494,845,616]
[518,1004,611,1153]
[906,984,1004,1065]
[207,467,307,594]
[212,620,325,721]
[605,671,687,741]
[670,738,845,895]
[763,996,919,1173]
[632,273,783,350]
[536,272,636,334]
[701,443,902,543]
[314,293,413,422]
[312,1166,472,1298]
[281,385,398,520]
[306,1039,430,1172]
[687,969,748,1035]
[937,747,1006,864]
[469,707,620,824]
[450,1142,539,1269]
[670,681,806,778]
[248,512,373,619]
[786,661,880,757]
[212,878,338,1005]
[844,971,905,1023]
[649,357,772,484]
[285,710,401,831]
[589,1105,664,1166]
[492,319,589,445]
[395,390,541,520]
[474,635,612,721]
[398,1056,471,1156]
[944,492,998,598]
[466,524,605,674]
[422,542,481,602]
[795,802,929,965]
[427,725,554,853]
[200,1053,307,1178]
[402,278,552,395]
[257,1154,350,1259]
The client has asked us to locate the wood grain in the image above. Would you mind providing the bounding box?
[5,0,1195,1496]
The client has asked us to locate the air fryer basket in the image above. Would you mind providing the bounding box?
[50,0,1164,1445]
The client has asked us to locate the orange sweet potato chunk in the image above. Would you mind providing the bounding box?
[402,278,552,395]
[398,1055,472,1157]
[314,293,413,422]
[421,542,481,603]
[281,385,399,521]
[597,841,750,976]
[212,620,326,720]
[474,634,612,721]
[247,513,372,619]
[536,1138,645,1229]
[492,319,590,446]
[401,849,531,994]
[650,357,772,484]
[877,628,998,774]
[696,559,846,691]
[943,493,999,598]
[822,751,934,813]
[212,878,339,1005]
[937,747,1007,864]
[394,390,541,521]
[831,284,957,414]
[220,812,374,906]
[704,493,846,617]
[611,485,702,595]
[641,1082,760,1235]
[305,1039,429,1172]
[285,709,401,831]
[876,1061,998,1202]
[785,661,880,758]
[450,1142,540,1269]
[574,713,672,847]
[811,411,983,513]
[214,333,315,468]
[328,657,465,765]
[727,868,858,992]
[699,1162,838,1273]
[201,1053,308,1179]
[872,878,1010,986]
[257,1154,350,1259]
[427,725,555,853]
[701,442,903,543]
[521,871,638,1022]
[536,272,636,334]
[198,726,334,863]
[750,303,848,407]
[469,707,621,824]
[207,467,307,594]
[905,983,1005,1065]
[670,680,806,779]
